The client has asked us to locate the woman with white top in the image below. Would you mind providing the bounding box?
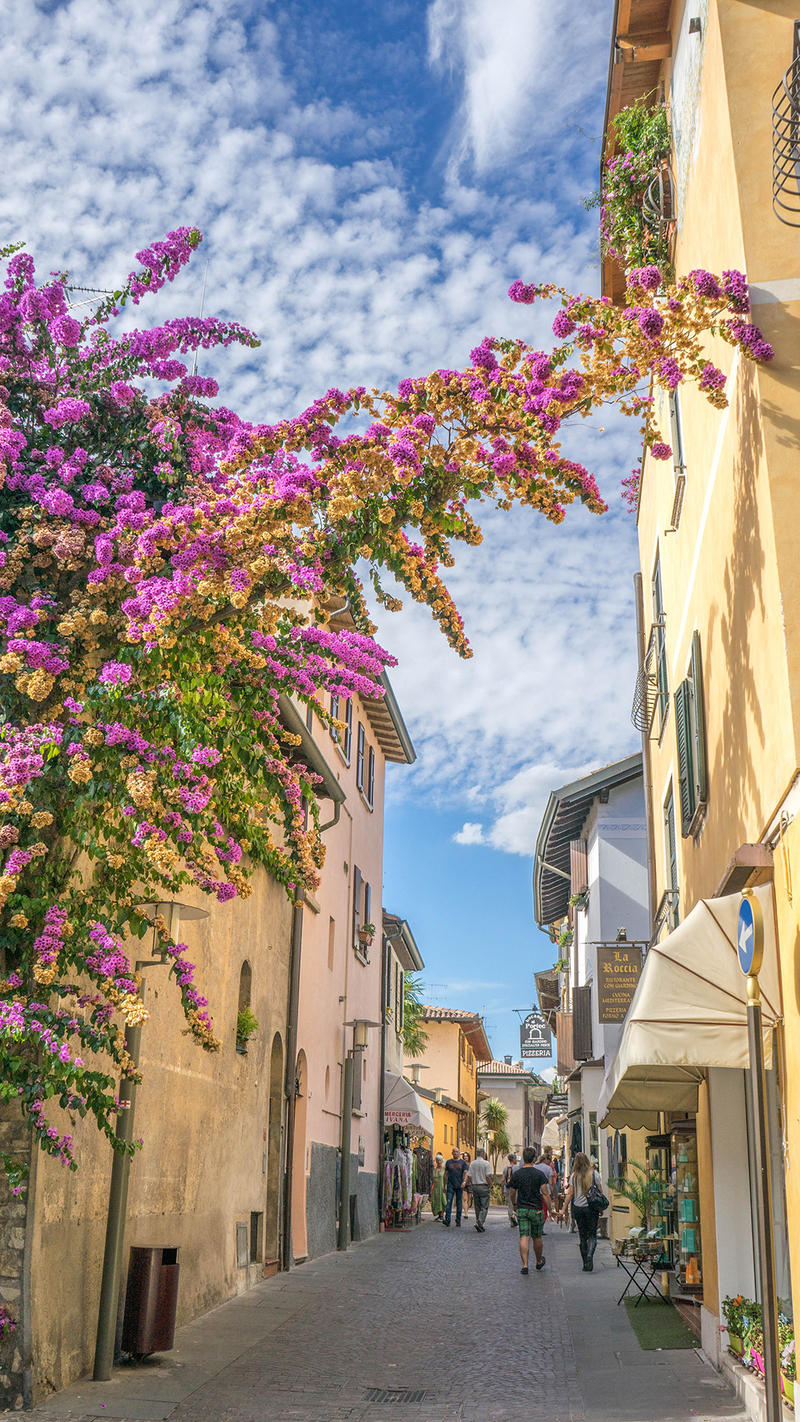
[560,1152,603,1271]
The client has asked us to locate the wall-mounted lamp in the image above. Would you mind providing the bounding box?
[434,1088,444,1105]
[354,1020,370,1049]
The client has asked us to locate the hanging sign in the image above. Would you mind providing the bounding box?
[520,1011,551,1059]
[597,945,642,1023]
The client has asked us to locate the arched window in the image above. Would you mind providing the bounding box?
[236,960,256,1054]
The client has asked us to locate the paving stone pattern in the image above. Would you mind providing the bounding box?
[28,1209,746,1422]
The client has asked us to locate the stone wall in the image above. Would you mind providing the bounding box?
[0,1104,32,1411]
[305,1142,337,1261]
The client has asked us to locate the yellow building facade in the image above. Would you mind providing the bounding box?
[602,0,800,1369]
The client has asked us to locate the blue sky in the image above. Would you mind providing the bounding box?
[2,0,642,1067]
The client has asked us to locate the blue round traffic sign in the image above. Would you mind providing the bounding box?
[737,894,763,977]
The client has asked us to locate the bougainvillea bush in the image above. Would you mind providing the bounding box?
[0,229,774,1183]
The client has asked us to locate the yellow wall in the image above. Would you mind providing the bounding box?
[431,1103,461,1160]
[632,0,800,1327]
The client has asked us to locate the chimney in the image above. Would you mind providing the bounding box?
[504,1055,512,1065]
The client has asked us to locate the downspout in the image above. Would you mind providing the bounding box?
[634,572,657,933]
[378,928,388,1220]
[281,892,305,1272]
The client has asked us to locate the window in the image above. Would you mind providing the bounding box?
[250,1211,263,1264]
[327,917,335,971]
[367,745,375,808]
[663,784,680,927]
[305,702,314,732]
[651,553,669,731]
[356,721,365,791]
[363,881,372,937]
[394,964,404,1031]
[330,693,339,743]
[674,631,708,837]
[343,698,353,763]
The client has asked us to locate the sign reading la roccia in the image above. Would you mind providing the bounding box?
[520,1011,551,1059]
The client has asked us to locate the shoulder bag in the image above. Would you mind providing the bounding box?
[586,1172,609,1213]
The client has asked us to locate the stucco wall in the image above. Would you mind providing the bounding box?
[27,865,292,1401]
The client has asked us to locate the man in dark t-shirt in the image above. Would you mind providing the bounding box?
[443,1148,468,1227]
[509,1146,554,1273]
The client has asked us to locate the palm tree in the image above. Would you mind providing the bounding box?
[481,1098,511,1173]
[402,973,429,1058]
[609,1160,649,1226]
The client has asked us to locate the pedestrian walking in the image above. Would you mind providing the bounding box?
[536,1150,556,1232]
[431,1153,446,1219]
[466,1148,493,1232]
[508,1147,553,1274]
[502,1154,518,1226]
[560,1152,605,1271]
[461,1151,472,1217]
[443,1147,468,1227]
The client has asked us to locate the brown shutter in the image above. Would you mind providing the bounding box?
[570,840,588,895]
[352,866,362,950]
[555,1011,575,1075]
[573,985,593,1061]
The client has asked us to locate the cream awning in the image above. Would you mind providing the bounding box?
[383,1073,435,1136]
[541,1115,565,1151]
[597,884,780,1130]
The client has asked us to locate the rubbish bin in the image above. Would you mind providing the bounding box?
[121,1247,180,1358]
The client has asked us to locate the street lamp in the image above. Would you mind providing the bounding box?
[93,902,209,1381]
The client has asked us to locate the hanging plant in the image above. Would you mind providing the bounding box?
[601,96,673,277]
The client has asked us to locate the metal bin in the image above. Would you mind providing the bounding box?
[121,1246,180,1357]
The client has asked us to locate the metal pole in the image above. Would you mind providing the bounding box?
[282,897,305,1272]
[337,1052,354,1251]
[93,1005,144,1380]
[746,974,781,1422]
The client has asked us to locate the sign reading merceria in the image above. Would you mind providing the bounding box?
[597,946,642,1023]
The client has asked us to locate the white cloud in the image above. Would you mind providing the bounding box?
[427,0,607,174]
[540,1066,558,1084]
[452,822,485,845]
[2,0,631,864]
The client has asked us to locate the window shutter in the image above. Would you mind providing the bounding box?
[398,970,405,1031]
[570,840,588,895]
[689,631,708,808]
[573,984,593,1061]
[674,680,695,836]
[356,722,365,790]
[344,699,353,762]
[352,866,362,950]
[330,693,339,742]
[367,746,375,807]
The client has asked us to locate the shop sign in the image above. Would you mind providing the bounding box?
[384,1108,416,1125]
[520,1011,551,1059]
[597,945,642,1023]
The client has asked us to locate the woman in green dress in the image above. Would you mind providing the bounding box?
[431,1153,446,1219]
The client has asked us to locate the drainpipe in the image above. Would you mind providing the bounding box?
[634,572,657,934]
[281,893,305,1272]
[93,1002,145,1379]
[378,930,388,1220]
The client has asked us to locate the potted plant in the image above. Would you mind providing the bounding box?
[744,1319,765,1375]
[780,1318,795,1403]
[236,1006,259,1055]
[358,921,375,949]
[721,1295,748,1356]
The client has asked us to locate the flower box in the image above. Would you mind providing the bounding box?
[782,1372,795,1405]
[728,1335,743,1357]
[750,1350,765,1376]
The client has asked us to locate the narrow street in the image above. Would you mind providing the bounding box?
[31,1212,744,1422]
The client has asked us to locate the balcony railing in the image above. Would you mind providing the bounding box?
[641,153,676,242]
[773,20,800,226]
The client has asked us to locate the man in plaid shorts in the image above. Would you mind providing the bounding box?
[508,1147,554,1274]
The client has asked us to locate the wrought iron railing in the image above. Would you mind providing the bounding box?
[631,618,666,736]
[773,20,800,226]
[642,153,676,242]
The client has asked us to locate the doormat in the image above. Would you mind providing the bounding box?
[624,1299,697,1350]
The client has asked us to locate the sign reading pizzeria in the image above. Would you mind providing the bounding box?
[520,1011,551,1059]
[596,945,643,1023]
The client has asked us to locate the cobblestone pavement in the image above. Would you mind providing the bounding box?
[30,1209,745,1422]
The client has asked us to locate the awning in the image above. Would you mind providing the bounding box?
[541,1115,565,1151]
[383,1073,435,1135]
[597,884,780,1130]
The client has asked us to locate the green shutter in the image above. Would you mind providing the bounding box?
[690,631,708,808]
[674,681,695,836]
